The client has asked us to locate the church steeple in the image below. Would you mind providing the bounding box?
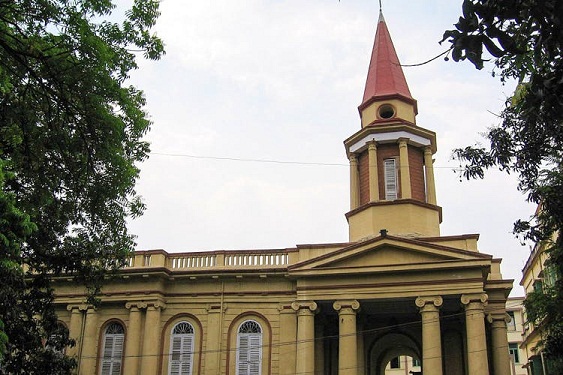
[358,13,418,128]
[361,12,414,108]
[345,13,441,242]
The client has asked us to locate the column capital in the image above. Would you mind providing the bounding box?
[291,301,318,313]
[423,145,433,155]
[125,301,148,310]
[67,304,89,312]
[487,312,511,325]
[348,153,358,163]
[461,293,488,307]
[333,300,360,312]
[398,138,409,147]
[415,296,443,310]
[367,141,377,150]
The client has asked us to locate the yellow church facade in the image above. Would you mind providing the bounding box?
[52,13,514,375]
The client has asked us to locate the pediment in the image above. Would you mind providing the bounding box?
[289,235,492,274]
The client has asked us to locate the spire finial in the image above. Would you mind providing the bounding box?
[378,0,385,22]
[379,0,382,11]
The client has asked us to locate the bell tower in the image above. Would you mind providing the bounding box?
[345,12,441,241]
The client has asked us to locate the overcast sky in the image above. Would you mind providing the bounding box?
[125,0,534,296]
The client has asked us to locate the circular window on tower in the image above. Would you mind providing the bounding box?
[378,104,396,119]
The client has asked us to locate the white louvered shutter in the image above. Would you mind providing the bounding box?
[384,159,397,200]
[248,334,262,375]
[237,335,250,375]
[169,333,194,375]
[100,332,124,375]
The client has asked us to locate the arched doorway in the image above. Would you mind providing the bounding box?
[368,333,421,375]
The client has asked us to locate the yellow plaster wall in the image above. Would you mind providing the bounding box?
[360,99,416,127]
[348,202,441,241]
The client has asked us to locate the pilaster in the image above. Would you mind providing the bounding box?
[349,154,360,209]
[291,301,318,375]
[368,142,379,202]
[398,138,411,199]
[423,146,437,205]
[66,304,87,360]
[140,300,166,375]
[205,303,227,375]
[79,306,98,375]
[124,302,147,375]
[278,304,297,375]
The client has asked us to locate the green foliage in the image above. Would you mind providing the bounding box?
[443,0,563,370]
[0,0,163,373]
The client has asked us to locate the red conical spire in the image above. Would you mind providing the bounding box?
[360,12,415,111]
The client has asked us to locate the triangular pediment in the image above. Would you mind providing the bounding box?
[289,235,492,275]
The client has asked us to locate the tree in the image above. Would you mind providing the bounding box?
[441,0,563,371]
[0,0,164,373]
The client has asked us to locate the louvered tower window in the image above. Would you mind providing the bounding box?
[236,320,262,375]
[384,158,398,200]
[169,322,195,375]
[100,322,125,375]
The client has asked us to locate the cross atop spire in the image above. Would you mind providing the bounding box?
[359,12,416,113]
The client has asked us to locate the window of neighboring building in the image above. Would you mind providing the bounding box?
[507,311,516,331]
[390,357,400,368]
[384,159,398,200]
[412,358,421,367]
[236,320,262,375]
[533,279,544,293]
[100,322,124,375]
[509,343,520,364]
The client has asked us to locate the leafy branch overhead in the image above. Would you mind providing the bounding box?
[442,0,562,371]
[0,0,164,373]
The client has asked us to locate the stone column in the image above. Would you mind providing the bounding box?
[423,146,437,205]
[66,304,86,360]
[124,302,146,375]
[368,142,379,202]
[205,303,226,375]
[415,296,443,375]
[278,304,298,375]
[333,300,360,375]
[349,154,360,209]
[140,301,166,375]
[291,301,318,375]
[79,307,98,375]
[398,139,411,199]
[461,293,489,374]
[488,313,511,375]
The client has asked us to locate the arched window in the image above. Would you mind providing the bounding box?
[169,322,195,375]
[100,322,124,375]
[236,320,262,375]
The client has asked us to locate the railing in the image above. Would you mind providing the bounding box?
[124,249,291,271]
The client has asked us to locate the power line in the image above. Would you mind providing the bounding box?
[150,151,463,170]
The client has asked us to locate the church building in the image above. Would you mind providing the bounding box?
[53,12,514,375]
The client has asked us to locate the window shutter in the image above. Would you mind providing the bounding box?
[101,332,124,375]
[384,159,397,200]
[169,333,194,375]
[237,335,249,375]
[248,334,262,375]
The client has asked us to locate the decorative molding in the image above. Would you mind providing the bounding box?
[207,303,227,313]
